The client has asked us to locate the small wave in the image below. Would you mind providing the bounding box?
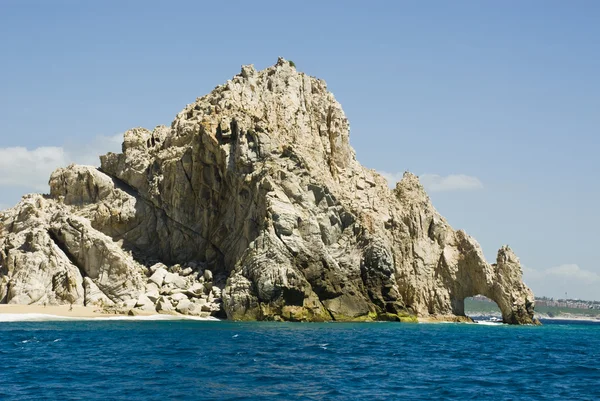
[16,338,39,345]
[417,321,455,324]
[474,321,504,326]
[424,318,504,326]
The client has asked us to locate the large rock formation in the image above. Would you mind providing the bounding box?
[0,58,537,324]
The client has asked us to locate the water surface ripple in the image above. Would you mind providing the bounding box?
[0,319,598,400]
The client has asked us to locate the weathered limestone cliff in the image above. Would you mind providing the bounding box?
[0,58,537,324]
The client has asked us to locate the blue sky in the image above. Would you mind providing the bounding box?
[1,1,599,300]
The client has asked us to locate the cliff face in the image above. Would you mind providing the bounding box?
[0,58,537,324]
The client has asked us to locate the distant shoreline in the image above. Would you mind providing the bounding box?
[467,310,600,324]
[537,314,600,323]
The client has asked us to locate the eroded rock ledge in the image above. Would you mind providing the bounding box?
[0,58,538,324]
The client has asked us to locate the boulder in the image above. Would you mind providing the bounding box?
[163,272,187,289]
[135,294,155,311]
[203,269,213,282]
[170,292,188,304]
[83,277,114,307]
[149,263,167,274]
[201,302,221,313]
[176,298,193,314]
[156,296,174,313]
[193,298,207,307]
[144,282,160,303]
[186,282,205,298]
[148,268,168,287]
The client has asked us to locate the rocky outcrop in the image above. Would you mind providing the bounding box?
[0,58,537,324]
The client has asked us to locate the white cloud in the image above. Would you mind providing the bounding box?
[378,171,405,188]
[67,134,123,166]
[523,264,600,301]
[379,171,483,192]
[0,147,69,191]
[420,174,483,192]
[0,134,122,193]
[545,264,600,282]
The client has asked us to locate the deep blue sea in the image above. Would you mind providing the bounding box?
[0,318,598,400]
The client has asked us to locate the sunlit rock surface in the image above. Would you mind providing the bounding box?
[0,58,537,324]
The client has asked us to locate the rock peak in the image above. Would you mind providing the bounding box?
[497,245,518,264]
[394,172,429,206]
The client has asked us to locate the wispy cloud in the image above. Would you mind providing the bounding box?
[0,146,69,191]
[378,171,405,188]
[419,174,483,192]
[0,134,122,193]
[523,264,600,301]
[379,171,483,192]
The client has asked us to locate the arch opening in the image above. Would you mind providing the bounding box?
[464,295,503,323]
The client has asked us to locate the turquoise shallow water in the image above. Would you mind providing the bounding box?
[0,319,598,400]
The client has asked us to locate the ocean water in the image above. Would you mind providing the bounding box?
[0,318,598,400]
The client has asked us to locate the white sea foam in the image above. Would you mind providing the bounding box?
[0,313,220,322]
[417,321,455,324]
[474,320,504,326]
[417,319,505,326]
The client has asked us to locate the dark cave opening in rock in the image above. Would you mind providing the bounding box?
[464,295,502,321]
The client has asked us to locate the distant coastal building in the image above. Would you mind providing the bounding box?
[469,295,600,310]
[535,297,600,310]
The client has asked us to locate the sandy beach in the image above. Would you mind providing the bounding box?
[0,304,127,319]
[0,305,221,322]
[417,315,474,324]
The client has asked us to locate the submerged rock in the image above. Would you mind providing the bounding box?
[0,58,537,324]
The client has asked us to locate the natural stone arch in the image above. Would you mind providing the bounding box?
[463,295,502,320]
[444,239,537,324]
